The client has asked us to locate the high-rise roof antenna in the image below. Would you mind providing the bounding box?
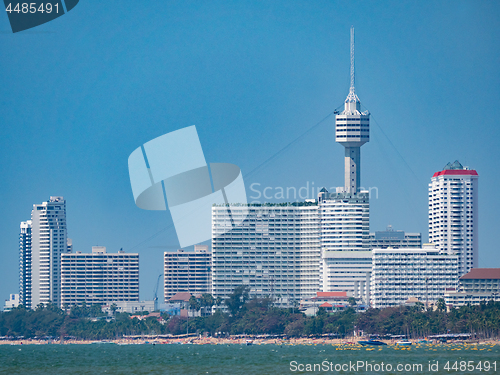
[350,25,355,93]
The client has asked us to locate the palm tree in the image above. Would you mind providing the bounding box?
[200,294,214,316]
[188,296,200,317]
[436,298,446,313]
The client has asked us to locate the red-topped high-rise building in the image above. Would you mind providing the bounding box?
[429,161,478,276]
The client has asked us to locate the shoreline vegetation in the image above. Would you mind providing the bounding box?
[2,287,499,343]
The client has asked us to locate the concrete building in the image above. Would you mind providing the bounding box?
[371,244,459,308]
[19,220,32,309]
[20,197,70,308]
[320,251,372,305]
[369,225,421,249]
[300,291,353,316]
[3,294,19,312]
[317,188,370,304]
[60,246,139,307]
[429,160,478,276]
[167,292,197,317]
[318,189,370,252]
[211,203,320,307]
[164,245,212,301]
[444,268,500,307]
[103,300,155,314]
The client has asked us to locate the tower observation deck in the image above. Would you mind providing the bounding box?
[335,26,370,194]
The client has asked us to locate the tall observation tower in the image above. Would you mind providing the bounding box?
[335,26,370,194]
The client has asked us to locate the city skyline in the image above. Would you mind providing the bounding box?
[1,1,500,302]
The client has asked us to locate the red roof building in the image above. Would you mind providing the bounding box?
[460,268,500,280]
[168,292,192,303]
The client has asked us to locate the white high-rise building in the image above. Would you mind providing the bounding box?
[23,196,70,308]
[211,204,320,307]
[371,244,459,308]
[318,189,370,252]
[19,220,32,309]
[61,246,139,307]
[429,160,478,276]
[317,188,371,303]
[164,245,212,301]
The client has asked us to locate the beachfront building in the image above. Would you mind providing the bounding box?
[164,245,211,301]
[317,188,371,304]
[19,196,71,309]
[103,300,155,314]
[60,246,139,308]
[369,225,421,249]
[299,291,354,316]
[444,268,500,307]
[211,203,320,307]
[371,244,459,308]
[19,220,32,309]
[320,251,372,305]
[3,294,19,312]
[429,160,478,276]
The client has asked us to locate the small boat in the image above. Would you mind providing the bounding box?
[396,341,412,346]
[246,340,253,346]
[358,340,387,346]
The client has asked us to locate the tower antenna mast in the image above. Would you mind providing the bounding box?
[350,26,355,92]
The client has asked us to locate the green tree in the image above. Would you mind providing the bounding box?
[225,285,250,316]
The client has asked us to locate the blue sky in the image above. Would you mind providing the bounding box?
[1,1,499,303]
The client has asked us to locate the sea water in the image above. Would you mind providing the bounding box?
[0,342,498,374]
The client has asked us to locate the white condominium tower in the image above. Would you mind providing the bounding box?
[318,189,370,252]
[335,26,370,194]
[429,160,478,276]
[19,220,32,309]
[61,246,139,307]
[20,196,70,308]
[318,188,371,303]
[164,245,212,301]
[211,204,320,306]
[371,244,459,308]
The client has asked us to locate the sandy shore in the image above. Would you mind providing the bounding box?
[1,337,499,346]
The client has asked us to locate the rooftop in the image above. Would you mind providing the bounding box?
[314,292,347,298]
[168,292,192,302]
[460,268,500,280]
[433,160,478,178]
[433,170,478,178]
